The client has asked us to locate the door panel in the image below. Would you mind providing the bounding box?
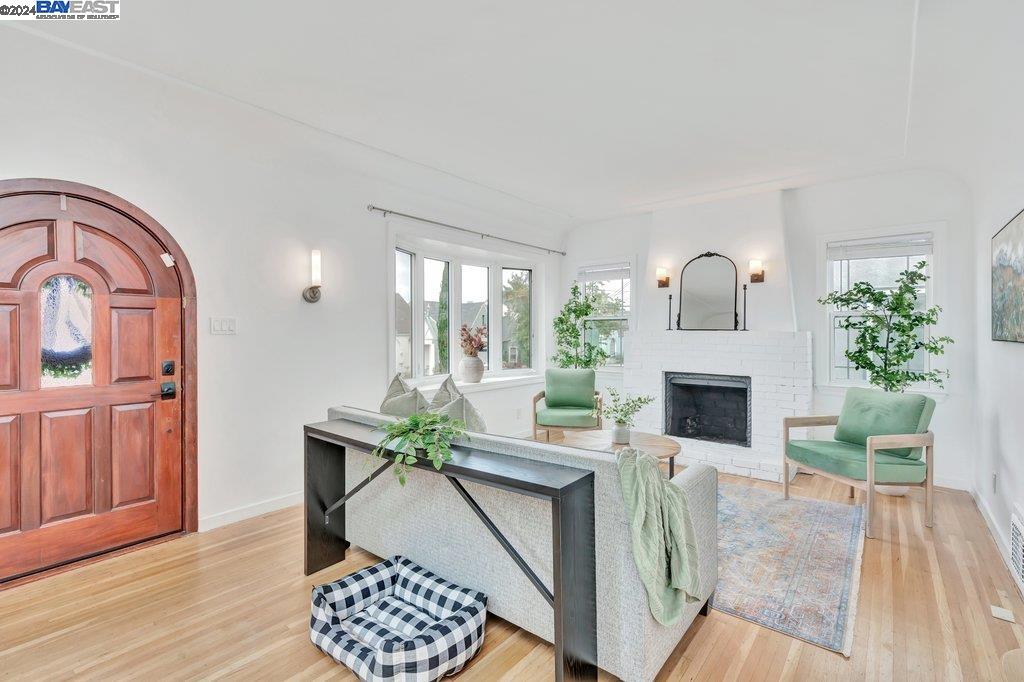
[75,224,153,295]
[111,307,155,383]
[111,402,155,508]
[0,304,18,390]
[39,408,94,525]
[0,221,55,288]
[0,415,18,534]
[65,197,179,297]
[0,187,184,582]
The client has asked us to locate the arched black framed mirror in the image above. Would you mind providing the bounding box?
[676,252,739,330]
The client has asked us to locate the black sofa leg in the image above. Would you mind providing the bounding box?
[699,593,713,617]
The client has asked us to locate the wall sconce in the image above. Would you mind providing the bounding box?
[748,259,765,283]
[303,249,323,303]
[656,267,670,288]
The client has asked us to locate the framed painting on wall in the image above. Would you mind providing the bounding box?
[992,207,1024,342]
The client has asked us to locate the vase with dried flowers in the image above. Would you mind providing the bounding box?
[459,324,487,383]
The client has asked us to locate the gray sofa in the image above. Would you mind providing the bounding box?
[327,406,718,682]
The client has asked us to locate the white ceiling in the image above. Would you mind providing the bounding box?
[31,1,919,220]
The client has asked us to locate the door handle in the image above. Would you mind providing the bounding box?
[151,382,177,400]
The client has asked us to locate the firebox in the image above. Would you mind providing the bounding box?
[664,372,751,447]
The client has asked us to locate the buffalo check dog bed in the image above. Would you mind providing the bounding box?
[310,556,488,681]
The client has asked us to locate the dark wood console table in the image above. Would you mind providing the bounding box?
[303,419,598,681]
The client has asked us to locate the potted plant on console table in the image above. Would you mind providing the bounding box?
[371,413,466,485]
[599,387,655,445]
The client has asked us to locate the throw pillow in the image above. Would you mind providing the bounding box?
[431,395,487,433]
[428,375,463,410]
[380,374,428,418]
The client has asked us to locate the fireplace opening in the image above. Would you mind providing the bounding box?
[664,372,751,447]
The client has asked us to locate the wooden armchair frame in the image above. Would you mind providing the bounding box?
[532,390,603,441]
[782,415,934,539]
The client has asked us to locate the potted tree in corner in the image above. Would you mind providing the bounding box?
[551,282,609,369]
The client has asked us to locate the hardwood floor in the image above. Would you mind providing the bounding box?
[1,472,1021,680]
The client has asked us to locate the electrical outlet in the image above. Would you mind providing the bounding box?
[210,317,237,335]
[515,408,523,420]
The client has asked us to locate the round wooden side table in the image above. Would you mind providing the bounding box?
[557,429,682,477]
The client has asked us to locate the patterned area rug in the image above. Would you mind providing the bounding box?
[712,483,864,655]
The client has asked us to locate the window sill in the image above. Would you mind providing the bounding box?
[410,373,544,396]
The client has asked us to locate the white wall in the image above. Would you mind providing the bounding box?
[646,192,796,333]
[783,170,977,490]
[561,212,651,391]
[560,192,798,398]
[904,0,1024,579]
[562,170,978,490]
[562,193,796,337]
[971,180,1024,575]
[0,30,567,530]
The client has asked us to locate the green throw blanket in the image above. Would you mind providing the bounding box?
[617,447,701,625]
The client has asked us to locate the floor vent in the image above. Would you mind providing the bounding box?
[1012,505,1024,597]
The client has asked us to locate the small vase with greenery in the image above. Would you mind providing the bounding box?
[371,413,466,485]
[599,387,655,445]
[459,324,487,383]
[552,282,609,369]
[818,260,953,392]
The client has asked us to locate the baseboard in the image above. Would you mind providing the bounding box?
[971,488,1023,600]
[935,475,972,492]
[199,491,303,532]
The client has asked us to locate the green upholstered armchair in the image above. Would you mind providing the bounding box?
[782,387,936,539]
[532,368,602,441]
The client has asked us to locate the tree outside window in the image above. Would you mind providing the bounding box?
[580,263,630,367]
[502,268,532,369]
[423,258,450,376]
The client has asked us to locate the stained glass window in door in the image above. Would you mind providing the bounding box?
[40,275,93,388]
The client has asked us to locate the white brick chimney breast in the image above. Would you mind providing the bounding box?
[622,330,813,482]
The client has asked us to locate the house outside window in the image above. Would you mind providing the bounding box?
[394,249,414,378]
[825,232,934,384]
[579,261,631,367]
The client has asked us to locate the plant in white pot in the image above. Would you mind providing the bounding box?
[599,387,655,445]
[458,324,487,383]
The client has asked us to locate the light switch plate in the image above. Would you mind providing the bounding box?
[210,317,237,335]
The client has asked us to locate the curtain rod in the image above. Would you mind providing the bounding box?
[366,204,566,256]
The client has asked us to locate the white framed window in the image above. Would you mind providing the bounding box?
[394,248,414,378]
[824,232,934,384]
[390,243,536,382]
[461,264,490,369]
[578,261,631,367]
[501,267,533,370]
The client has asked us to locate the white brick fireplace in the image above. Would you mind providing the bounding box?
[622,330,812,482]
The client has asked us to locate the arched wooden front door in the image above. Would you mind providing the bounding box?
[0,180,197,583]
